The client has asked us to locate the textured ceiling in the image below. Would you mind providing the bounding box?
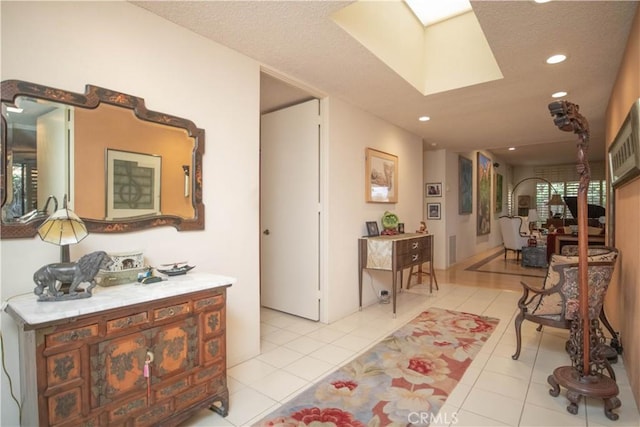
[132,0,638,166]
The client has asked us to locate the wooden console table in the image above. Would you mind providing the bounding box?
[546,233,606,260]
[6,273,235,427]
[358,233,434,317]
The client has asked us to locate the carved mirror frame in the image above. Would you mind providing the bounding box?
[1,80,205,239]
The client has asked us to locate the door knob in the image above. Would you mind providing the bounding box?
[263,229,270,235]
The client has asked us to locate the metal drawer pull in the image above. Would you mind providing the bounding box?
[412,254,419,261]
[168,308,175,316]
[412,242,419,249]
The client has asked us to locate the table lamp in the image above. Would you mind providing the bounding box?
[527,208,540,232]
[37,195,88,262]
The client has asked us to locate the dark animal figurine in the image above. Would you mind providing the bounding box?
[33,251,113,301]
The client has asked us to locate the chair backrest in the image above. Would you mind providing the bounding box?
[498,216,528,249]
[516,215,530,234]
[531,247,618,318]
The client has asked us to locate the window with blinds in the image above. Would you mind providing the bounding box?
[535,180,606,221]
[531,161,606,221]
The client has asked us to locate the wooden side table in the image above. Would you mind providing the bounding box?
[358,233,433,317]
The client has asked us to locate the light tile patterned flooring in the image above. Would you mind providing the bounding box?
[184,249,640,427]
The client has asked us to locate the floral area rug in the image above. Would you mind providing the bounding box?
[254,307,499,426]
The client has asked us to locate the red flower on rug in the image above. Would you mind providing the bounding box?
[262,407,365,427]
[254,308,498,427]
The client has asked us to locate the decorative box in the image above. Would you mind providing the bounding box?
[97,251,148,286]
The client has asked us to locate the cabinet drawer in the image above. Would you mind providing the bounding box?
[134,401,172,427]
[202,336,225,364]
[153,302,190,321]
[395,238,425,255]
[201,309,224,336]
[106,312,148,333]
[175,383,207,410]
[46,349,81,387]
[155,376,190,400]
[397,251,425,267]
[109,395,147,423]
[194,362,223,384]
[194,294,224,312]
[47,386,82,426]
[46,324,99,348]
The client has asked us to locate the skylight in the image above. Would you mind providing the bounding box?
[404,0,472,26]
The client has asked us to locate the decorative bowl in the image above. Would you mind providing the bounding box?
[157,264,195,276]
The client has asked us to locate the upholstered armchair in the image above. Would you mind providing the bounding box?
[498,216,530,260]
[512,246,619,370]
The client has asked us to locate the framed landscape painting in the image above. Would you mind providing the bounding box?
[494,173,503,213]
[365,148,398,203]
[458,156,472,214]
[477,153,492,235]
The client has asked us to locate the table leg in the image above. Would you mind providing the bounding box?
[358,239,364,311]
[392,268,397,318]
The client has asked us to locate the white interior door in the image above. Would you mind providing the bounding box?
[37,106,70,207]
[260,99,320,321]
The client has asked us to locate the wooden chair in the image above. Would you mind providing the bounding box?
[512,247,619,371]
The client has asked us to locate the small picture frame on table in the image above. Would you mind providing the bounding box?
[366,221,380,237]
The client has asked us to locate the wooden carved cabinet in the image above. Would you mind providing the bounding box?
[6,274,234,426]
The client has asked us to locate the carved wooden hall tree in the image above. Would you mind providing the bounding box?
[546,100,621,420]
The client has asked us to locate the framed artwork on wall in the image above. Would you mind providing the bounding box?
[106,149,161,220]
[494,173,503,213]
[608,98,639,189]
[458,156,473,214]
[477,152,492,235]
[425,182,442,197]
[427,202,441,220]
[365,148,398,203]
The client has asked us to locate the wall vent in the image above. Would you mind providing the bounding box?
[449,235,456,265]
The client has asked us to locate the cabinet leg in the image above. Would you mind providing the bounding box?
[209,390,229,417]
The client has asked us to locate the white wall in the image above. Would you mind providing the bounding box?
[1,3,261,425]
[424,149,447,269]
[423,149,510,268]
[324,98,424,323]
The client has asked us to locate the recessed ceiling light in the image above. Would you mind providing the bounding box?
[552,91,568,98]
[546,54,567,64]
[534,0,552,3]
[419,116,431,122]
[508,147,516,151]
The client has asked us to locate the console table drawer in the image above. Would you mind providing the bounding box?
[397,251,426,267]
[396,238,426,255]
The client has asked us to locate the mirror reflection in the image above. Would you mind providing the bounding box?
[1,80,204,238]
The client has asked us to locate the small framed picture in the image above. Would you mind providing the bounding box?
[425,182,442,197]
[365,221,380,237]
[427,202,441,220]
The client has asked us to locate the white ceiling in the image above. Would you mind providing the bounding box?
[132,0,638,166]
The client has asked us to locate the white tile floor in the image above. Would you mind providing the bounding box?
[184,282,640,427]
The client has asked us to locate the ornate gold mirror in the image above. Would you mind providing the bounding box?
[1,80,204,238]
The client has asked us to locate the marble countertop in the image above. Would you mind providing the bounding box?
[5,272,236,327]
